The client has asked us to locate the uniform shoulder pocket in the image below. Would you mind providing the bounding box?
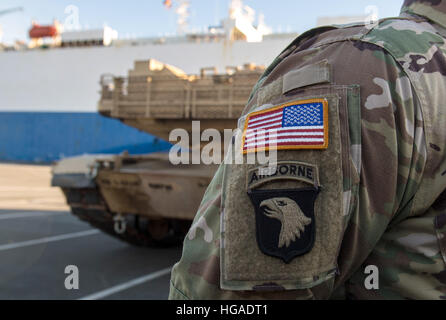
[220,85,361,291]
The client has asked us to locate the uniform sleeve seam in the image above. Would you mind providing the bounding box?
[170,280,190,300]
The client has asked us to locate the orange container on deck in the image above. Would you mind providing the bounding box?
[29,25,58,38]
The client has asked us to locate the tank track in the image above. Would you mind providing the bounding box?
[61,187,191,248]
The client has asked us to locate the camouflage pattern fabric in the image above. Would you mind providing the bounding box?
[169,0,446,300]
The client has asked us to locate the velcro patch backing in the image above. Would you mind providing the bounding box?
[221,88,358,291]
[282,60,331,94]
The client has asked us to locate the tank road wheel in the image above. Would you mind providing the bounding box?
[62,187,191,248]
[147,219,170,241]
[133,216,191,248]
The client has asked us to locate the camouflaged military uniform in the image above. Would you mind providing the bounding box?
[169,0,446,300]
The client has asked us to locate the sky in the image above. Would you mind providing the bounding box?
[0,0,403,44]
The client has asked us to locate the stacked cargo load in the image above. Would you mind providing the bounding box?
[53,59,264,247]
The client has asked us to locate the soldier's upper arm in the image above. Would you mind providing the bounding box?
[220,29,419,298]
[220,62,360,297]
[170,25,419,300]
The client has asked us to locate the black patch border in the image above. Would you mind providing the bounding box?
[248,187,320,263]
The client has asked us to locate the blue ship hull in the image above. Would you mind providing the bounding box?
[0,112,171,163]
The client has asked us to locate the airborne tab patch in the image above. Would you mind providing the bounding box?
[242,99,329,154]
[247,161,320,189]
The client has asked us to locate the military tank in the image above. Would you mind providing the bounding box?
[52,59,264,247]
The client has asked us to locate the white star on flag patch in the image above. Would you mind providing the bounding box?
[242,99,329,154]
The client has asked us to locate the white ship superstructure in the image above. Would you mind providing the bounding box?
[0,1,298,162]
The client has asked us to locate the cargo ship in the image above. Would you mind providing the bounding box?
[0,1,298,163]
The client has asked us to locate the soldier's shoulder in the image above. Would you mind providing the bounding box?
[296,16,441,51]
[262,17,426,76]
[290,23,367,53]
[253,15,441,89]
[362,16,444,55]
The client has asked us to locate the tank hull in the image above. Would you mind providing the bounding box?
[95,154,218,220]
[53,153,216,247]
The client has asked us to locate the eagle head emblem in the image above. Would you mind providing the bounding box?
[260,197,312,248]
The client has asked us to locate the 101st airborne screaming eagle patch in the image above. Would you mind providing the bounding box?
[247,162,320,263]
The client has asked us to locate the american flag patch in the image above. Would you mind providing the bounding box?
[242,99,329,153]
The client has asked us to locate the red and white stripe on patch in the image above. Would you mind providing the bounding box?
[242,99,329,154]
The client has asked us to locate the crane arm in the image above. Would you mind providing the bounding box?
[0,7,24,17]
